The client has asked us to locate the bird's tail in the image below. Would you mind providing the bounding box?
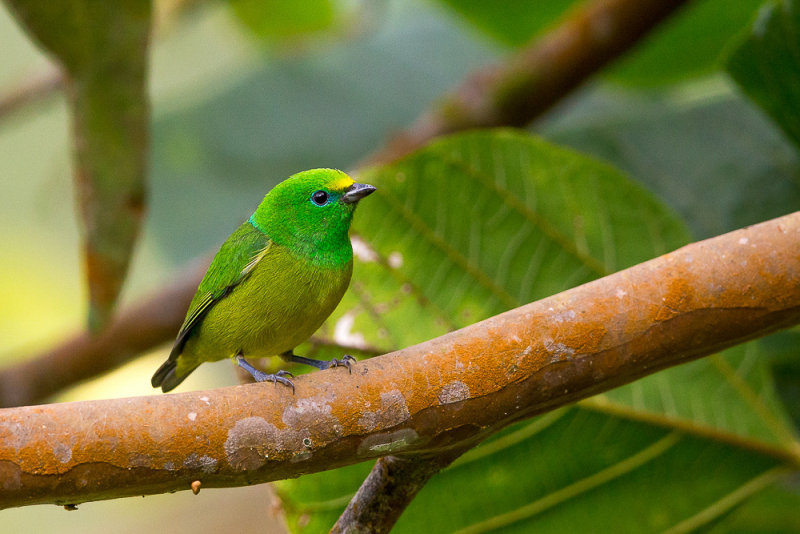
[151,359,196,392]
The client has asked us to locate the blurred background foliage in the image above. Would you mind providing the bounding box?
[0,0,799,532]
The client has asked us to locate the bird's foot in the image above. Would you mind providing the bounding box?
[252,369,295,394]
[236,355,295,394]
[326,354,356,373]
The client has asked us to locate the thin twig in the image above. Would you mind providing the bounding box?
[0,261,207,407]
[0,66,62,118]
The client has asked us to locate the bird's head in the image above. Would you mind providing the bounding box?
[250,169,376,261]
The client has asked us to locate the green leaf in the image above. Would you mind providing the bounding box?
[761,330,800,433]
[709,479,800,533]
[312,128,689,358]
[598,343,799,448]
[399,412,790,533]
[352,129,690,335]
[543,84,800,240]
[725,0,800,150]
[277,130,798,532]
[228,0,335,43]
[5,0,151,330]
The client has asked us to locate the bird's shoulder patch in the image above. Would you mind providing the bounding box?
[239,240,272,279]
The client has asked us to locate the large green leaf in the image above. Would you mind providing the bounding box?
[399,411,789,533]
[725,0,800,151]
[351,129,689,333]
[542,84,800,240]
[4,0,151,330]
[280,412,796,533]
[599,343,798,448]
[761,330,800,433]
[304,128,689,359]
[276,130,798,532]
[709,478,800,533]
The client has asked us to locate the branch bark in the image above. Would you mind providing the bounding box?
[1,211,798,509]
[0,0,691,407]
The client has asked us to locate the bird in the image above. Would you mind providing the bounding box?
[151,168,376,393]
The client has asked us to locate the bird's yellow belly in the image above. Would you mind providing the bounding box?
[181,250,352,366]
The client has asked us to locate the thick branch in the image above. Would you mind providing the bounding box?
[1,212,798,509]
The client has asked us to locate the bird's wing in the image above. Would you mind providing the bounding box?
[169,222,272,360]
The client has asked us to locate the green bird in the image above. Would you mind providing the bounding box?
[151,168,376,393]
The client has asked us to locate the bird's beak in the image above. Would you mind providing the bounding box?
[342,182,377,204]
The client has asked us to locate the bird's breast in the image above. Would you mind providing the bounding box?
[193,245,353,360]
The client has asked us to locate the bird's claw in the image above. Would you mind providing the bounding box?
[236,355,295,393]
[254,369,295,394]
[328,354,356,373]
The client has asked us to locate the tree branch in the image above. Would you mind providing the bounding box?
[362,0,690,167]
[0,0,692,407]
[0,262,207,407]
[331,448,474,534]
[1,211,798,509]
[0,66,61,118]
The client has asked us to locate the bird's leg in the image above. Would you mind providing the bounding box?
[235,354,295,394]
[281,350,355,373]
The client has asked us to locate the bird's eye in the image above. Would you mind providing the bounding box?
[311,190,329,206]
